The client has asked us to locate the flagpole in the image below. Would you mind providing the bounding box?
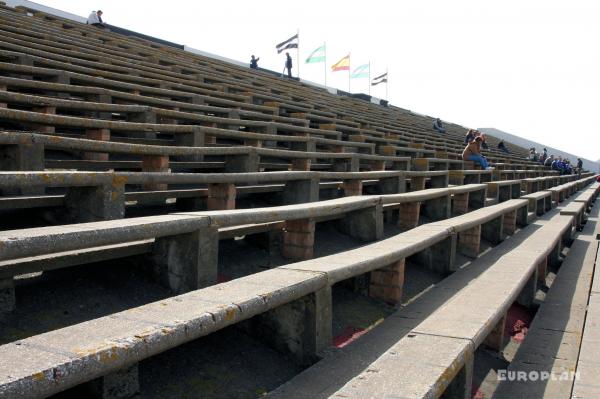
[368,61,371,96]
[348,53,351,93]
[324,42,327,88]
[386,68,388,101]
[296,28,300,80]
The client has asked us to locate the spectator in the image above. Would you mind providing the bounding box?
[285,52,293,78]
[551,156,561,172]
[544,154,555,167]
[462,136,494,170]
[433,118,446,134]
[497,140,510,153]
[250,55,260,69]
[577,158,583,170]
[87,10,106,28]
[474,130,489,149]
[540,148,548,164]
[465,129,476,144]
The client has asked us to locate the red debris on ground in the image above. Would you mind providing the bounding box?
[333,326,368,348]
[504,303,534,343]
[472,387,485,399]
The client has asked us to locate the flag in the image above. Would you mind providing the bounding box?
[371,72,388,86]
[306,44,325,63]
[351,64,369,79]
[331,54,350,72]
[276,33,299,54]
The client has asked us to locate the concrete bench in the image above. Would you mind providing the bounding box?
[522,190,553,218]
[448,183,488,215]
[0,267,330,398]
[560,201,587,230]
[495,203,599,398]
[0,196,534,397]
[411,157,465,171]
[268,205,576,399]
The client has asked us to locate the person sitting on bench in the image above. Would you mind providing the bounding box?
[462,136,494,170]
[497,140,510,153]
[433,118,446,134]
[87,10,106,28]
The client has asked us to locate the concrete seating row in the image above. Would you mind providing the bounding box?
[0,170,455,220]
[0,192,546,398]
[0,182,492,311]
[494,187,599,398]
[0,131,411,174]
[266,178,596,399]
[284,210,576,398]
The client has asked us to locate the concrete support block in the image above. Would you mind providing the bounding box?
[283,178,319,205]
[151,226,219,293]
[32,106,56,133]
[0,278,15,314]
[207,183,236,210]
[342,179,362,196]
[85,364,139,399]
[449,171,465,186]
[503,210,517,235]
[483,313,507,352]
[398,202,420,231]
[410,176,426,191]
[337,204,384,242]
[174,127,205,161]
[430,174,449,188]
[422,195,451,221]
[452,193,469,216]
[548,242,563,268]
[537,257,548,284]
[417,235,457,275]
[369,259,405,306]
[141,155,169,191]
[370,160,386,171]
[517,205,529,226]
[84,128,110,161]
[225,151,260,173]
[0,143,44,195]
[412,158,429,171]
[332,156,359,172]
[245,286,332,366]
[376,176,406,195]
[458,225,481,258]
[481,215,504,245]
[283,219,315,260]
[291,158,311,171]
[63,183,125,222]
[468,188,486,210]
[517,271,537,308]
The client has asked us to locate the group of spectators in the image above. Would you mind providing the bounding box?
[528,147,583,176]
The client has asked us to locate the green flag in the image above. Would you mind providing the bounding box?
[350,64,369,79]
[306,44,326,63]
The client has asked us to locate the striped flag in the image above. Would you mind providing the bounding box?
[306,44,326,63]
[331,54,350,72]
[351,64,369,79]
[371,72,388,86]
[276,33,299,54]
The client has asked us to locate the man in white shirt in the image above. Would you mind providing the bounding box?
[87,10,105,28]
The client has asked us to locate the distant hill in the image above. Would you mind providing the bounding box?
[479,127,600,172]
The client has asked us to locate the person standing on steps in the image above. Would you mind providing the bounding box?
[250,55,260,69]
[285,52,293,78]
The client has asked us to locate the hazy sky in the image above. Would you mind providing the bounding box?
[29,0,600,160]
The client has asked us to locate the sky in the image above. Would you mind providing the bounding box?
[27,0,600,161]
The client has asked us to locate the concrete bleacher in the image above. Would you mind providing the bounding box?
[0,2,597,398]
